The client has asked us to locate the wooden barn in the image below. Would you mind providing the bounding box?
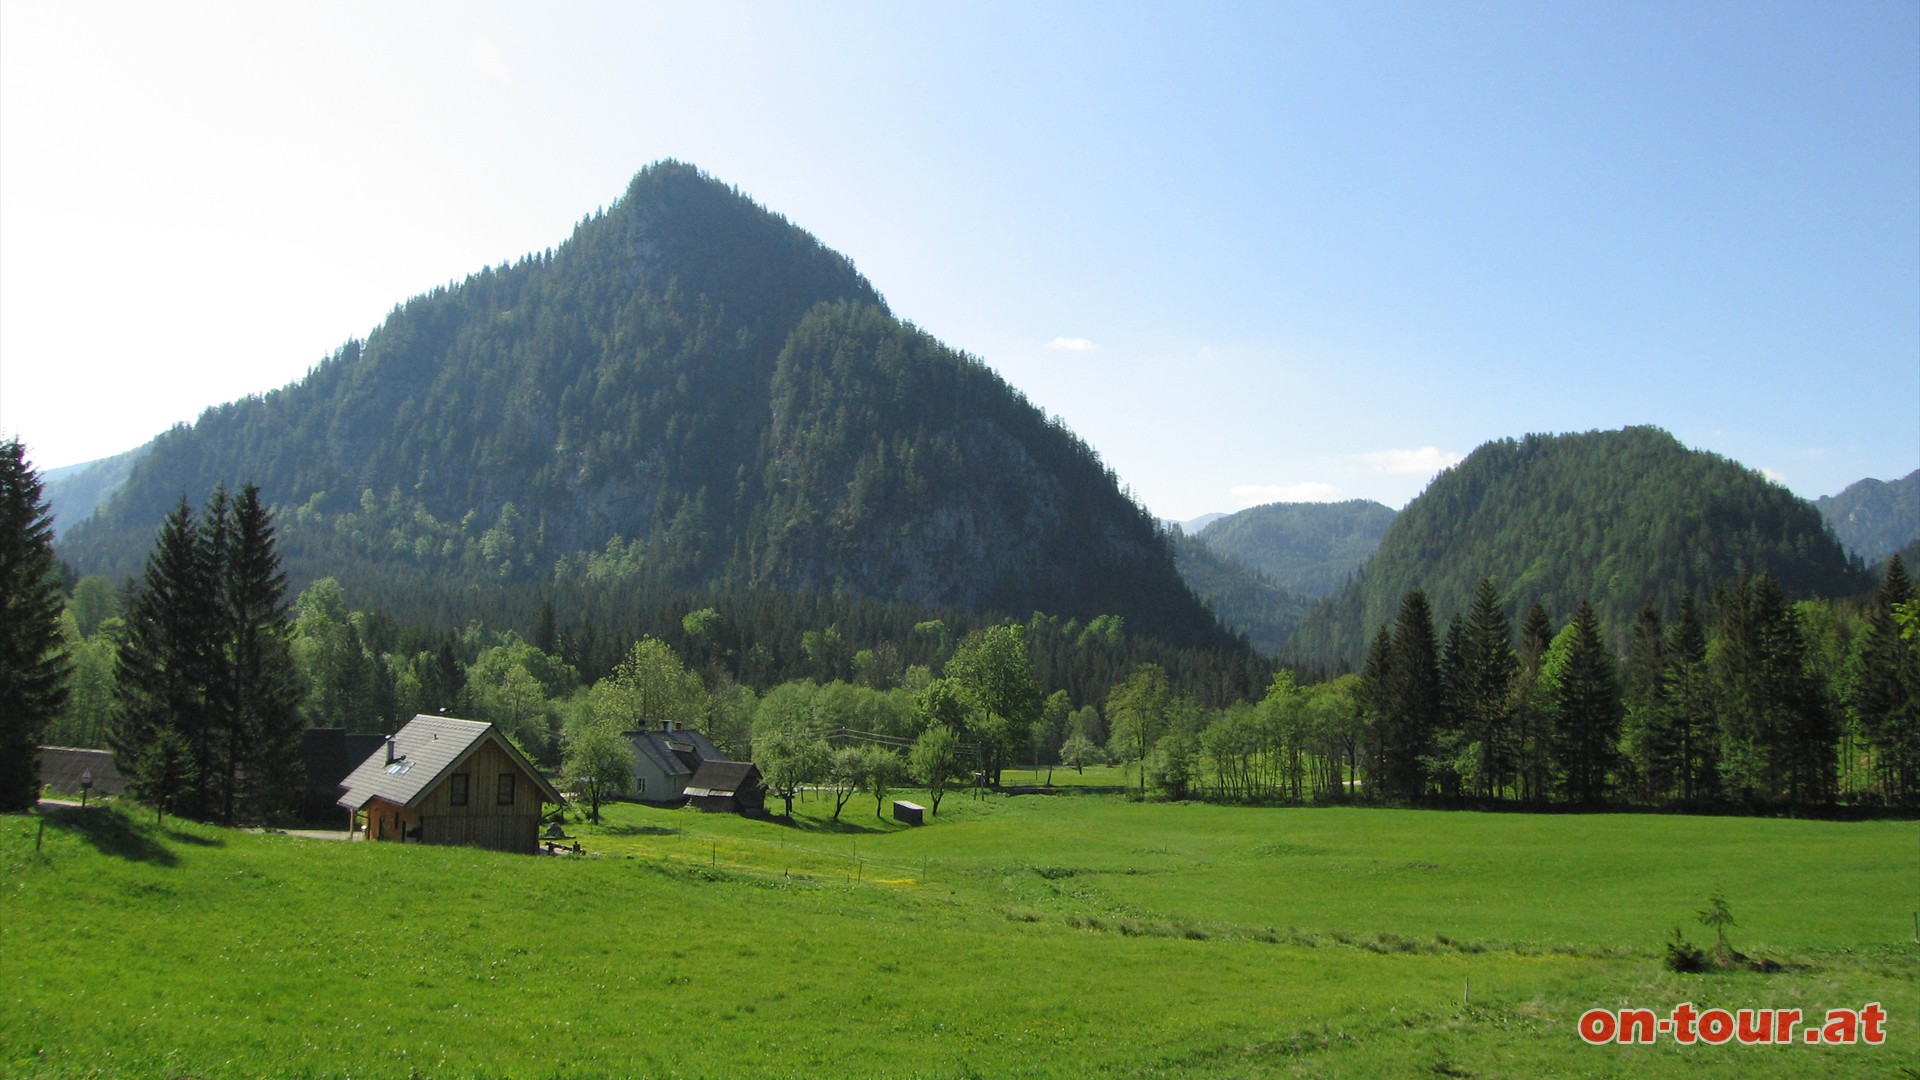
[337,715,563,855]
[682,760,765,814]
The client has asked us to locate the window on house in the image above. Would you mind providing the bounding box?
[449,773,468,807]
[497,772,515,806]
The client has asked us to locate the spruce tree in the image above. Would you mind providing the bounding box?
[114,487,303,824]
[114,499,223,821]
[1548,600,1621,804]
[1620,603,1668,802]
[1663,594,1717,803]
[1851,556,1919,805]
[222,486,302,823]
[1456,579,1518,799]
[0,440,70,810]
[1375,590,1440,802]
[1512,603,1555,802]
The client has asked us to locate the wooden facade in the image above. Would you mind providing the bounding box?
[338,715,562,855]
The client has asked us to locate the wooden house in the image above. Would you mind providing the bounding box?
[337,715,563,855]
[682,760,765,814]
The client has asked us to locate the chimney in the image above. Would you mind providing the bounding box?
[385,736,396,765]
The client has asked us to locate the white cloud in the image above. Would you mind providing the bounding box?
[1231,481,1344,507]
[467,38,512,83]
[1363,447,1464,476]
[1043,337,1098,352]
[1761,467,1787,485]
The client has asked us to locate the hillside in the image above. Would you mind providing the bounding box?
[1290,426,1866,667]
[40,445,148,539]
[59,162,1229,650]
[1194,499,1396,597]
[1816,469,1920,563]
[1169,530,1314,655]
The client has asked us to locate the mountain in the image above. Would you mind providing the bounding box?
[60,162,1231,651]
[41,445,151,539]
[1194,500,1396,597]
[1169,530,1314,655]
[1290,427,1866,667]
[1815,470,1920,564]
[1175,512,1228,535]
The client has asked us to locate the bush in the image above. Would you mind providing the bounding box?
[1663,926,1709,973]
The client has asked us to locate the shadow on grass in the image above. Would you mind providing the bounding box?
[42,805,177,866]
[767,813,901,836]
[165,828,224,847]
[598,824,683,837]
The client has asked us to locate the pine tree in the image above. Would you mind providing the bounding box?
[1372,590,1440,802]
[1620,603,1668,802]
[1548,600,1620,804]
[113,487,303,824]
[1851,556,1919,805]
[1716,575,1835,805]
[223,486,303,823]
[1360,624,1393,797]
[0,440,70,810]
[1455,579,1518,799]
[1512,603,1555,802]
[1663,593,1717,803]
[114,498,223,821]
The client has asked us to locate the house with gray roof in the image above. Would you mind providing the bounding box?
[337,715,563,854]
[625,725,725,804]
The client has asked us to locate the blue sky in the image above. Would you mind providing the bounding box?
[3,1,1914,519]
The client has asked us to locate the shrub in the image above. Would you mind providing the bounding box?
[1663,926,1708,973]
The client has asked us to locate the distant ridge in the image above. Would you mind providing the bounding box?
[1815,469,1920,564]
[41,444,150,539]
[1194,499,1395,598]
[1290,427,1865,667]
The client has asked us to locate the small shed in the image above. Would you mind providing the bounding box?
[682,760,765,815]
[337,715,564,855]
[892,800,926,826]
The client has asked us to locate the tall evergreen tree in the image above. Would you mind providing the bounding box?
[1432,614,1470,798]
[1851,556,1919,805]
[1663,593,1717,803]
[1455,579,1518,799]
[1512,603,1555,802]
[221,486,303,823]
[1713,575,1835,805]
[1547,600,1620,804]
[114,498,223,821]
[0,440,70,810]
[1372,589,1440,802]
[1619,603,1668,803]
[114,488,302,824]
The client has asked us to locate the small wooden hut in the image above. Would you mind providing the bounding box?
[682,760,765,814]
[337,715,563,855]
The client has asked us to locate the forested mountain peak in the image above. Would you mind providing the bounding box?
[1192,499,1396,598]
[59,163,1231,652]
[1289,426,1866,667]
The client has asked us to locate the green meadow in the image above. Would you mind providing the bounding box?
[3,792,1914,1078]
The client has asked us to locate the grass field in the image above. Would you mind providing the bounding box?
[3,790,1914,1078]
